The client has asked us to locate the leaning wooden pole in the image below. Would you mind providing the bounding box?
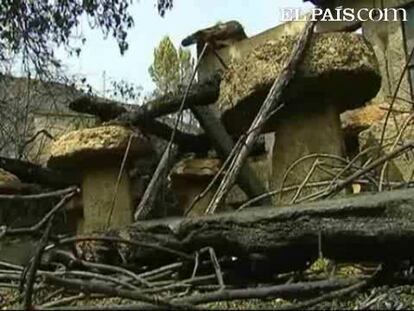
[190,105,271,205]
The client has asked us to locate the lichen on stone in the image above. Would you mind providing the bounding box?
[0,169,20,186]
[341,103,386,136]
[218,32,382,134]
[48,125,152,168]
[171,158,222,178]
[0,168,22,193]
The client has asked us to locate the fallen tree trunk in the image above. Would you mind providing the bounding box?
[133,119,209,154]
[70,188,414,273]
[69,76,221,124]
[0,157,79,188]
[69,96,210,154]
[69,96,128,121]
[115,76,221,123]
[69,98,266,156]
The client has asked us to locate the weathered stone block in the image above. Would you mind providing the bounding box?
[48,125,153,233]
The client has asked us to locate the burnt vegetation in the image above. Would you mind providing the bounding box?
[1,0,414,310]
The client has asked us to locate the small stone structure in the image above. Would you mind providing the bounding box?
[48,125,153,233]
[359,112,414,185]
[219,32,381,134]
[170,158,222,216]
[0,169,69,265]
[341,104,386,138]
[170,156,268,215]
[217,32,381,204]
[0,168,23,194]
[0,170,32,265]
[340,102,386,158]
[191,0,414,204]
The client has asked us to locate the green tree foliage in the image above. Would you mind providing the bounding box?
[110,79,143,103]
[157,0,174,17]
[0,0,174,76]
[148,36,194,96]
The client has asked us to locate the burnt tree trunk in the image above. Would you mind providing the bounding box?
[70,188,414,273]
[69,96,210,154]
[69,75,221,124]
[0,157,79,188]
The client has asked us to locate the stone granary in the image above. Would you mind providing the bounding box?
[170,155,267,216]
[170,158,223,217]
[313,0,414,189]
[48,125,153,233]
[0,170,35,265]
[182,0,414,205]
[340,104,386,158]
[0,168,23,194]
[0,169,78,265]
[218,32,381,204]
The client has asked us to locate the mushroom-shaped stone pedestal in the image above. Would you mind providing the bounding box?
[359,112,414,186]
[218,33,381,204]
[170,157,268,216]
[170,158,222,217]
[0,168,23,194]
[341,103,385,159]
[0,169,37,265]
[48,125,152,233]
[0,169,23,228]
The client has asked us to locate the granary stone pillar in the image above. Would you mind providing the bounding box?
[48,125,153,233]
[193,20,310,196]
[217,32,381,205]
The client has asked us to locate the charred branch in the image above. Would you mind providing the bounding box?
[69,96,210,154]
[0,156,80,188]
[69,75,220,124]
[69,188,414,274]
[114,75,221,123]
